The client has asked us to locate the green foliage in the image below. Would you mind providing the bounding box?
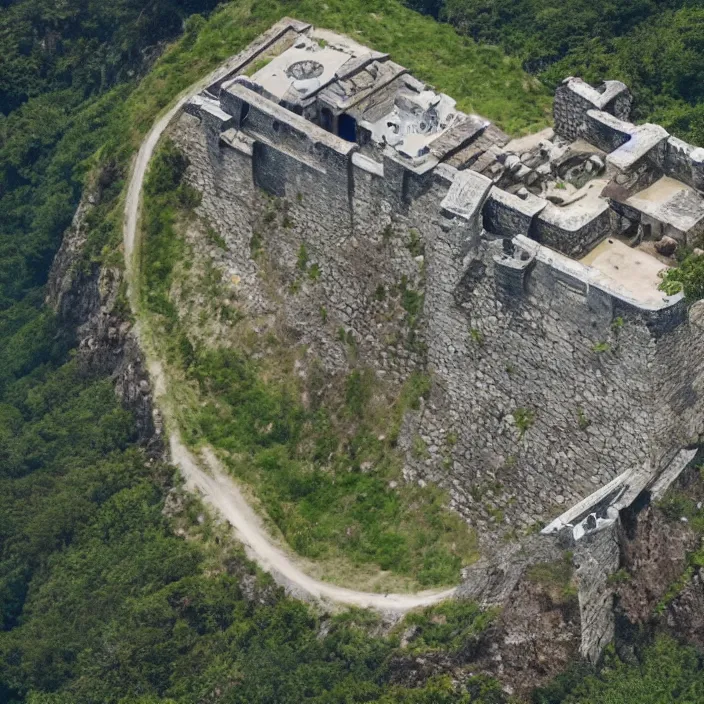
[0,341,495,703]
[140,140,199,327]
[398,275,424,331]
[526,552,576,600]
[403,600,497,654]
[206,226,227,250]
[345,369,375,418]
[412,434,430,459]
[659,251,704,301]
[607,568,632,586]
[243,56,273,77]
[470,327,484,345]
[250,230,263,257]
[0,0,554,701]
[533,637,704,703]
[429,0,704,145]
[296,242,309,271]
[406,229,425,257]
[308,262,321,281]
[176,345,475,586]
[513,407,535,437]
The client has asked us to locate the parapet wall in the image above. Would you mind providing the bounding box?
[553,77,632,143]
[555,77,704,192]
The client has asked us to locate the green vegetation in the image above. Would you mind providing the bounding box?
[659,251,704,301]
[140,140,477,589]
[533,637,704,703]
[406,229,425,257]
[470,327,484,345]
[512,407,535,437]
[652,479,704,613]
[526,552,577,602]
[6,0,704,700]
[410,0,704,145]
[403,601,498,654]
[0,319,500,703]
[2,0,538,699]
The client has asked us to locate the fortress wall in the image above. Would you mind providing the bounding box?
[172,106,704,537]
[664,136,704,192]
[553,82,598,143]
[532,204,612,258]
[173,110,428,378]
[206,18,311,96]
[664,137,697,187]
[554,79,632,144]
[414,226,657,530]
[649,305,704,472]
[483,190,546,239]
[582,111,632,154]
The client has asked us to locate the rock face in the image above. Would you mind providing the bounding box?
[655,236,678,257]
[609,467,704,654]
[665,571,704,648]
[618,504,696,625]
[45,181,162,452]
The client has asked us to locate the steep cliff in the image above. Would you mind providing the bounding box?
[45,179,162,453]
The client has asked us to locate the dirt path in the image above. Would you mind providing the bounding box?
[122,61,457,612]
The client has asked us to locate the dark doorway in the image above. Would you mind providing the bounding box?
[338,113,357,143]
[320,107,333,133]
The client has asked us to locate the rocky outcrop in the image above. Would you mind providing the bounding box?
[665,570,704,648]
[617,504,696,624]
[46,181,162,452]
[612,467,704,653]
[389,538,581,698]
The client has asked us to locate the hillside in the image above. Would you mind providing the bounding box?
[411,0,704,145]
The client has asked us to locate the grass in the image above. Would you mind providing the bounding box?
[189,351,479,588]
[125,0,550,138]
[73,0,552,272]
[139,141,478,589]
[400,600,498,654]
[512,407,535,437]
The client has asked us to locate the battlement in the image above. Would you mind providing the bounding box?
[185,24,704,310]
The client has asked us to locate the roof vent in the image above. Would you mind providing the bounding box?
[287,60,324,80]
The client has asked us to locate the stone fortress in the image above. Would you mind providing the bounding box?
[175,18,704,547]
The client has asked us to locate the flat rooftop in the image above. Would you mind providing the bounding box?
[579,237,671,306]
[250,35,354,102]
[226,26,487,164]
[626,176,704,235]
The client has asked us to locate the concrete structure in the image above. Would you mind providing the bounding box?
[176,20,704,557]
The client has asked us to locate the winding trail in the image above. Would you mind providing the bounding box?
[122,60,457,612]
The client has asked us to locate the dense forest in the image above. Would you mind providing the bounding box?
[2,0,704,700]
[407,0,704,145]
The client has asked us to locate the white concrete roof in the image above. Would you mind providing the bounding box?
[626,176,704,234]
[579,237,671,306]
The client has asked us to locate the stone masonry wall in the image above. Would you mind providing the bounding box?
[172,108,704,539]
